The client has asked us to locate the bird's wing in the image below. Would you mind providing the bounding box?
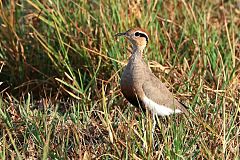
[142,74,187,115]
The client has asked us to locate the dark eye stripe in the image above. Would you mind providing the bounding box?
[135,31,148,44]
[135,32,140,36]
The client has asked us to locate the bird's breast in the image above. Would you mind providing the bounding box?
[121,61,144,88]
[120,58,146,102]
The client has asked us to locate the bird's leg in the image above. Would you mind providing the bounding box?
[151,113,156,149]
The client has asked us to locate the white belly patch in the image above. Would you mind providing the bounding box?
[142,96,182,116]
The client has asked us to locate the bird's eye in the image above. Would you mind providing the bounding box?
[135,32,140,36]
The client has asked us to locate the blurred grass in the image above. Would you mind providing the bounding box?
[0,0,239,159]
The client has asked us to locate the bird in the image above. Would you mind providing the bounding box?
[115,28,188,116]
[115,31,221,147]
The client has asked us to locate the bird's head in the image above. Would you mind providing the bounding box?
[115,28,149,51]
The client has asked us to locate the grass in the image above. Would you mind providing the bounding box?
[0,0,239,159]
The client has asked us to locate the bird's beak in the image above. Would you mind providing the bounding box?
[115,32,126,37]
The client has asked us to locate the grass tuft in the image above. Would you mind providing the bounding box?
[0,0,239,159]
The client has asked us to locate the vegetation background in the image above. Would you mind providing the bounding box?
[0,0,239,159]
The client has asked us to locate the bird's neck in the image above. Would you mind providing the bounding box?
[132,46,145,57]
